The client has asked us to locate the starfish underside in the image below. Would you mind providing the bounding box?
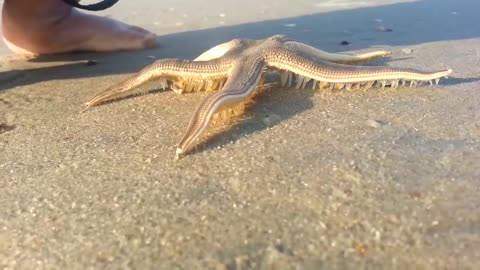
[84,35,452,159]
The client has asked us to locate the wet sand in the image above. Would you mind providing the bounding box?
[1,0,479,269]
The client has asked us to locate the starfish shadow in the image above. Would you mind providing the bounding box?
[191,85,316,156]
[186,71,478,156]
[441,77,480,86]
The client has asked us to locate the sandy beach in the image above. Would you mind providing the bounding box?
[1,0,479,269]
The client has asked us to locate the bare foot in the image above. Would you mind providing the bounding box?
[1,0,158,55]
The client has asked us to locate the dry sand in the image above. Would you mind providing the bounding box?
[1,0,480,269]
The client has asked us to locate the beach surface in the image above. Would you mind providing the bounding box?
[1,0,479,269]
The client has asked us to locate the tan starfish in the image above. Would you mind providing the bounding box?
[84,35,452,159]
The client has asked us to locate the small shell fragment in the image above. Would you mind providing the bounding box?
[366,119,385,128]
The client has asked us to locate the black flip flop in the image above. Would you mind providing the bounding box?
[61,0,119,11]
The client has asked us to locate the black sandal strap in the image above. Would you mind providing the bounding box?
[61,0,119,11]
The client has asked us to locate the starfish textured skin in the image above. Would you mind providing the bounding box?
[84,35,452,159]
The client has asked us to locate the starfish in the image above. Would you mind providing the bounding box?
[84,35,452,159]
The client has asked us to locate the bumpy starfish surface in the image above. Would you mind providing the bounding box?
[84,35,452,159]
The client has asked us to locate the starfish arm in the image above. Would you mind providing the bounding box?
[267,47,452,84]
[283,41,391,64]
[176,57,266,158]
[194,39,243,61]
[84,58,231,109]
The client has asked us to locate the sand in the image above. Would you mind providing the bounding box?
[1,0,479,269]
